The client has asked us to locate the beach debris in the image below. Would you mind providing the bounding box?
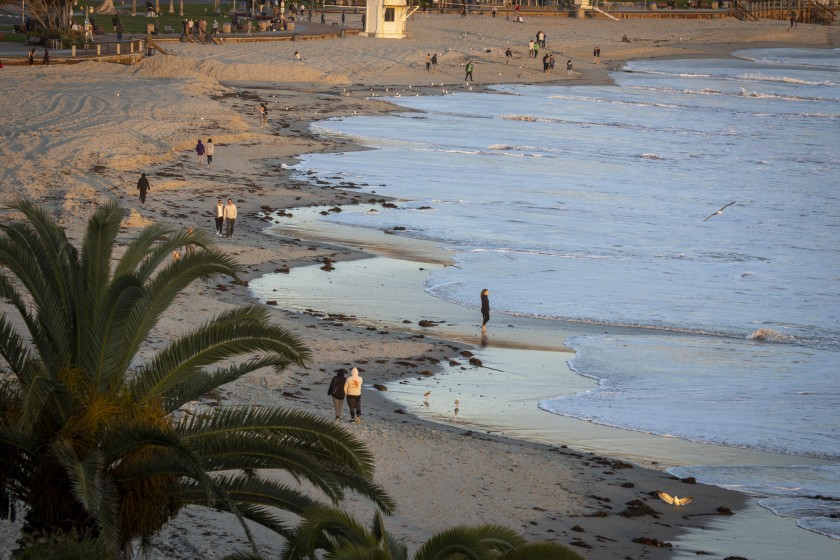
[657,491,693,507]
[680,476,697,484]
[468,357,483,367]
[459,350,474,358]
[569,539,593,549]
[373,384,388,391]
[418,320,442,327]
[632,537,672,548]
[320,258,335,271]
[571,525,586,532]
[266,300,277,306]
[619,500,660,519]
[716,506,734,515]
[703,201,737,221]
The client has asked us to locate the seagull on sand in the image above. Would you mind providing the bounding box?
[657,491,693,506]
[703,201,737,222]
[423,390,431,398]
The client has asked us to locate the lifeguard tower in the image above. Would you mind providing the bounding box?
[362,0,417,39]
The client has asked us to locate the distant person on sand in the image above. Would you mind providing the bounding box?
[214,198,225,236]
[465,60,474,81]
[431,53,438,71]
[566,59,574,78]
[320,12,325,24]
[543,52,550,73]
[223,198,237,238]
[205,138,214,167]
[43,48,50,66]
[480,288,490,332]
[344,367,363,423]
[137,173,150,204]
[327,369,347,421]
[425,52,431,71]
[28,49,35,66]
[789,10,798,29]
[195,139,205,165]
[505,47,512,64]
[594,46,601,64]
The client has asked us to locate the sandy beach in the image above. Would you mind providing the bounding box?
[1,13,837,559]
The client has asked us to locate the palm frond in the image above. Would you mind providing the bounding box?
[114,248,245,378]
[496,543,587,560]
[130,306,309,409]
[49,439,120,554]
[282,505,377,560]
[413,524,524,560]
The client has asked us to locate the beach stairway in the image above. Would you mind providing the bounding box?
[731,0,836,24]
[146,35,172,55]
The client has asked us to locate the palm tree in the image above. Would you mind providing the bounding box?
[0,199,393,558]
[277,506,587,560]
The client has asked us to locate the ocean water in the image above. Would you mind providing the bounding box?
[285,49,840,539]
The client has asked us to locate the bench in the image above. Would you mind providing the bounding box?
[163,25,175,34]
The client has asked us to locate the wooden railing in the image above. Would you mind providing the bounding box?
[730,0,835,23]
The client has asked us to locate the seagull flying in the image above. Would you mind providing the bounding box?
[657,491,693,506]
[703,201,737,221]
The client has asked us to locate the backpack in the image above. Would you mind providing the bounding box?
[328,376,345,399]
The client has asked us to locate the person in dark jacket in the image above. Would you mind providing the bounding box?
[327,369,347,421]
[137,173,150,203]
[480,288,490,332]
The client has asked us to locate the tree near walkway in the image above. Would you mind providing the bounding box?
[94,0,118,15]
[274,506,587,560]
[25,0,74,30]
[0,199,393,558]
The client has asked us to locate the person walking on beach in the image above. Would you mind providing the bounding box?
[593,46,601,64]
[223,198,237,238]
[257,103,266,127]
[505,47,512,64]
[261,103,269,127]
[214,199,225,236]
[542,52,550,74]
[464,60,474,82]
[566,59,574,79]
[480,288,490,332]
[195,139,205,165]
[205,138,214,167]
[137,173,150,204]
[327,369,347,421]
[28,48,35,66]
[431,53,438,72]
[528,39,534,59]
[344,367,363,423]
[43,48,50,66]
[425,53,431,72]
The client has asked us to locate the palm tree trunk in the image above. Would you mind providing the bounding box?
[169,0,174,14]
[132,0,137,17]
[179,0,183,17]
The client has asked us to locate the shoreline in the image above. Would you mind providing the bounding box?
[1,16,837,559]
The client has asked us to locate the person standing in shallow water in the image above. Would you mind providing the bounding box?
[480,288,490,332]
[344,367,363,423]
[137,173,150,204]
[327,369,347,422]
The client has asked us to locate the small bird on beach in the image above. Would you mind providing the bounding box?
[423,390,431,398]
[703,201,737,221]
[657,491,693,506]
[454,398,460,407]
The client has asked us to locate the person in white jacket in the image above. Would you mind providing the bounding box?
[205,138,215,168]
[343,367,363,423]
[223,198,237,238]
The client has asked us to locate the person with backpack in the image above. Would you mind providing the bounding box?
[327,370,347,422]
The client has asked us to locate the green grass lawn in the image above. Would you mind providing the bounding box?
[100,3,235,35]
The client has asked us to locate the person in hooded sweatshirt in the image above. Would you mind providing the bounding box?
[343,367,363,424]
[327,369,347,422]
[195,139,205,165]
